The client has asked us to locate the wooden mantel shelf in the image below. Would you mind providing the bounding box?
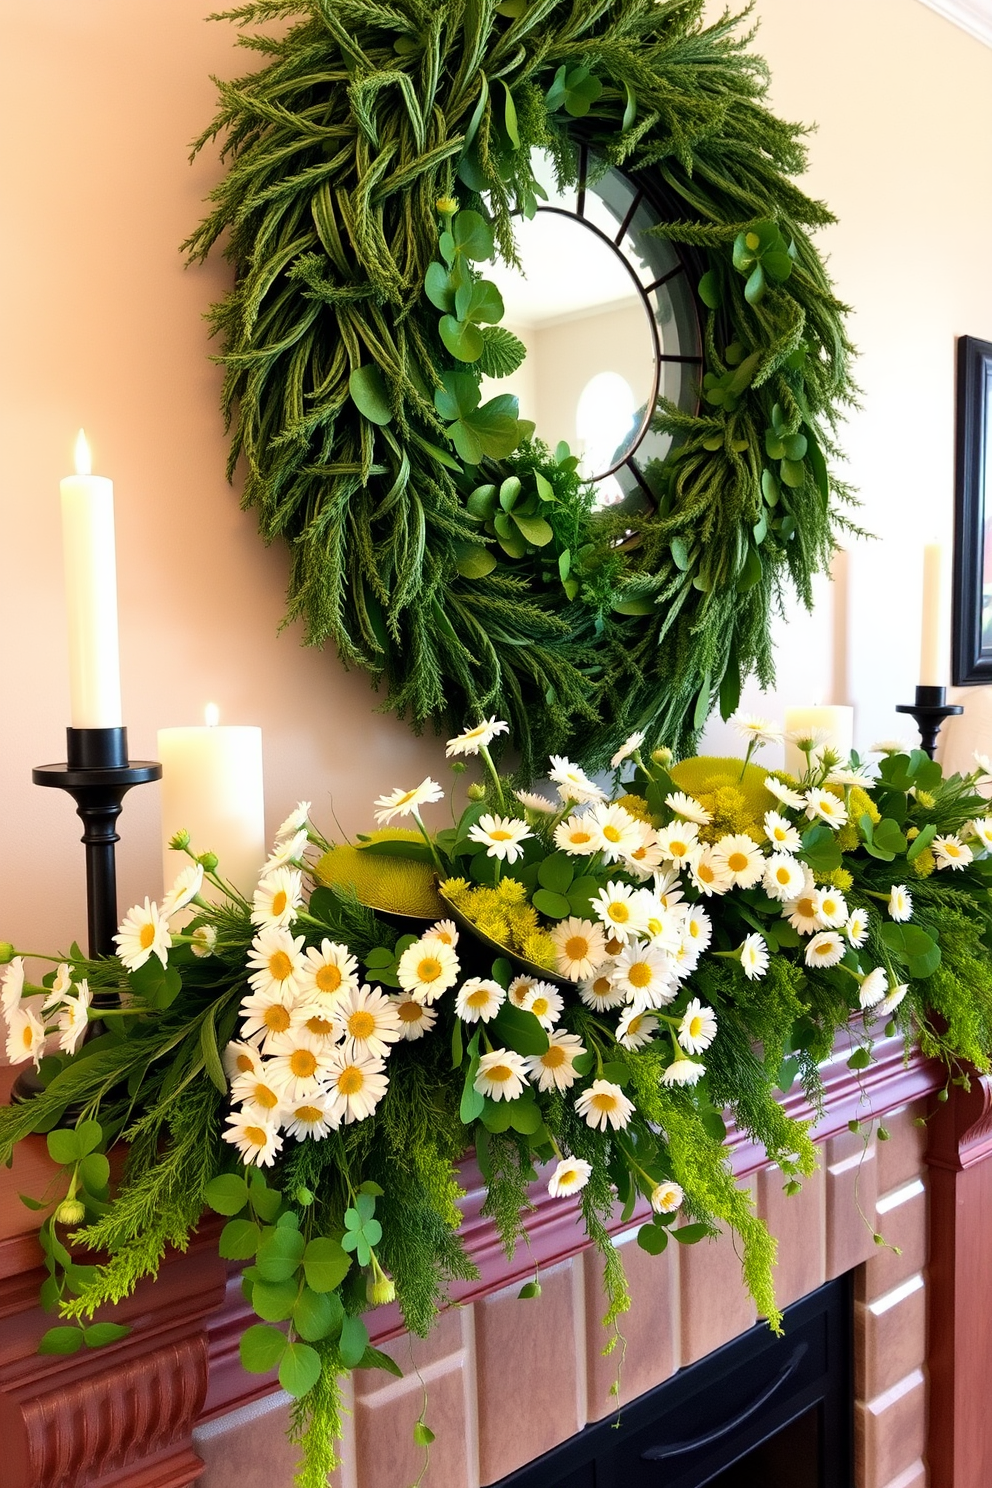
[0,1037,984,1488]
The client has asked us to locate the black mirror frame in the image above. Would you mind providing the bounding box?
[953,334,992,685]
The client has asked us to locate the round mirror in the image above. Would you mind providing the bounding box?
[484,149,703,505]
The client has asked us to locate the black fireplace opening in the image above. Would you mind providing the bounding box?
[490,1275,852,1488]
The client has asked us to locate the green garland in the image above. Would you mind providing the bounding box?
[186,0,857,771]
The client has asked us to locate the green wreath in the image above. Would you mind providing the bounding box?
[187,0,857,774]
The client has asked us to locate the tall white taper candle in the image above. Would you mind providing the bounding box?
[60,430,122,727]
[920,542,949,687]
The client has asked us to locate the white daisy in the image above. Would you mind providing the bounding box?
[548,1157,593,1197]
[548,756,608,805]
[804,931,846,968]
[637,892,683,951]
[735,713,783,747]
[223,1039,265,1081]
[468,812,533,863]
[689,847,732,897]
[974,751,992,789]
[265,1029,338,1101]
[474,1047,530,1101]
[888,884,913,922]
[661,1058,705,1087]
[222,1109,283,1167]
[5,1003,46,1065]
[846,907,869,947]
[265,827,309,871]
[651,869,685,913]
[334,983,402,1059]
[508,974,540,1008]
[786,726,829,750]
[578,969,627,1011]
[826,765,875,788]
[575,1079,635,1131]
[42,962,74,1014]
[521,982,563,1029]
[428,919,459,948]
[57,981,91,1055]
[616,1007,659,1050]
[610,730,646,768]
[161,863,204,918]
[814,887,848,929]
[397,936,460,1003]
[764,777,807,811]
[373,777,445,825]
[624,823,665,878]
[291,1004,340,1044]
[239,985,299,1051]
[879,982,909,1016]
[872,740,909,756]
[611,942,676,1010]
[275,801,311,841]
[231,1065,287,1117]
[650,1181,684,1214]
[763,852,806,902]
[552,917,609,981]
[968,817,992,852]
[859,967,888,1009]
[683,906,713,953]
[764,811,802,853]
[933,834,973,871]
[191,924,218,958]
[712,834,765,889]
[665,791,713,826]
[588,802,642,862]
[455,977,506,1022]
[283,1095,335,1141]
[591,881,650,943]
[525,1030,586,1092]
[656,820,701,867]
[740,933,769,980]
[670,937,701,984]
[554,815,599,856]
[324,1049,389,1124]
[389,993,437,1040]
[804,789,849,829]
[114,898,171,972]
[1,957,25,1018]
[515,789,557,814]
[446,717,510,757]
[298,939,359,1005]
[246,927,307,1001]
[678,997,718,1054]
[785,877,825,935]
[251,867,303,930]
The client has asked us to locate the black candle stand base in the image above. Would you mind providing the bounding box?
[895,685,963,760]
[11,727,162,1105]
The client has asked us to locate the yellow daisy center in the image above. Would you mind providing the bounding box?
[571,831,592,845]
[797,897,816,919]
[418,957,442,982]
[22,1026,33,1049]
[290,1049,318,1079]
[822,897,838,915]
[306,1015,335,1036]
[337,1066,364,1095]
[592,976,612,998]
[627,962,652,989]
[591,1091,618,1113]
[542,1045,567,1069]
[486,1063,514,1083]
[565,935,590,961]
[531,996,550,1017]
[489,830,513,842]
[244,1125,269,1147]
[268,950,293,981]
[773,826,787,840]
[295,1105,323,1124]
[697,862,716,883]
[558,1168,578,1185]
[435,930,454,945]
[603,825,622,843]
[255,1082,280,1109]
[689,921,701,939]
[688,1015,704,1039]
[631,845,648,861]
[395,789,418,807]
[670,839,688,857]
[727,852,749,873]
[271,890,288,916]
[236,1052,255,1072]
[775,867,791,885]
[466,987,491,1008]
[627,1015,643,1035]
[140,923,156,950]
[397,1001,423,1023]
[347,1010,376,1039]
[813,941,833,957]
[315,963,343,994]
[263,1004,292,1033]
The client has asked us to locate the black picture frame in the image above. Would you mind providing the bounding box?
[953,334,992,684]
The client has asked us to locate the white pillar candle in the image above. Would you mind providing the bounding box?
[60,430,122,727]
[784,705,854,777]
[920,542,949,687]
[158,707,265,897]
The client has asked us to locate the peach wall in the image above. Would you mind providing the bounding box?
[2,0,992,960]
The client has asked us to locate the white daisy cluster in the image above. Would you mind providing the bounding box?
[1,956,93,1066]
[113,862,206,974]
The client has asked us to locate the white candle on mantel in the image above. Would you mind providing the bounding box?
[920,542,949,687]
[158,706,265,897]
[784,705,854,776]
[60,430,122,727]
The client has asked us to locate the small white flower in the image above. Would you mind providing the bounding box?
[656,820,700,867]
[191,924,218,958]
[712,834,765,889]
[508,974,539,1008]
[879,981,909,1016]
[786,726,829,750]
[324,1049,389,1124]
[804,788,849,829]
[42,961,74,1013]
[763,852,806,902]
[373,777,445,825]
[474,1048,529,1101]
[804,931,845,968]
[515,789,557,814]
[231,1066,287,1117]
[872,740,909,756]
[397,936,460,1003]
[246,927,307,1001]
[250,867,303,930]
[525,1030,586,1092]
[575,1079,635,1131]
[826,765,875,788]
[661,1058,705,1087]
[223,1039,265,1081]
[389,993,437,1041]
[610,730,646,768]
[588,802,642,862]
[814,887,848,929]
[265,827,309,871]
[266,1029,340,1101]
[665,791,713,825]
[764,776,807,811]
[548,1157,593,1197]
[624,822,665,878]
[57,981,92,1055]
[590,881,650,942]
[578,968,627,1011]
[740,933,769,980]
[611,942,676,1010]
[455,977,506,1022]
[764,811,802,853]
[239,982,298,1050]
[888,884,912,922]
[650,1181,684,1214]
[428,919,459,947]
[291,1003,339,1043]
[275,801,311,841]
[683,906,713,953]
[5,1003,46,1065]
[283,1094,335,1141]
[846,907,869,948]
[859,967,888,1009]
[161,863,204,918]
[968,817,992,852]
[689,847,732,897]
[468,812,533,864]
[933,834,973,871]
[521,982,563,1029]
[548,755,607,805]
[298,939,359,1004]
[445,717,509,757]
[974,751,992,789]
[335,983,402,1059]
[785,876,825,935]
[616,1007,658,1050]
[223,1109,283,1167]
[114,898,172,972]
[734,713,783,747]
[678,997,718,1054]
[0,958,30,1019]
[553,917,609,981]
[554,815,600,856]
[652,868,685,912]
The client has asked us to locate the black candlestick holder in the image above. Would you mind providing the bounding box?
[895,685,963,760]
[11,726,161,1102]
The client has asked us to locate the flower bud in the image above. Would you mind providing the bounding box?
[296,1186,315,1207]
[368,1273,397,1306]
[651,747,673,767]
[450,760,467,774]
[55,1198,86,1226]
[436,196,458,216]
[168,829,191,852]
[467,782,486,802]
[198,851,219,873]
[0,942,15,964]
